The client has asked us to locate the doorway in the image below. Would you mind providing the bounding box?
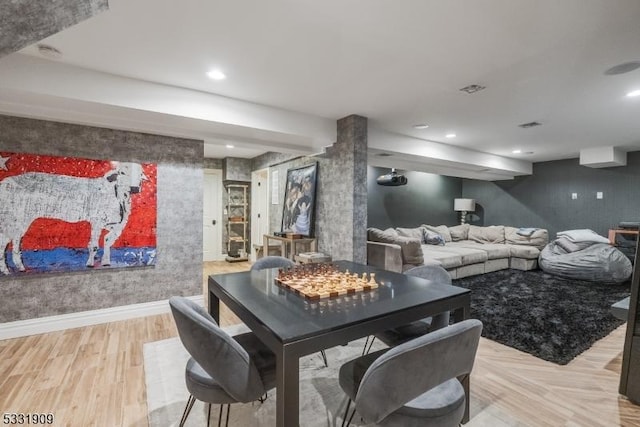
[203,169,223,261]
[251,168,270,261]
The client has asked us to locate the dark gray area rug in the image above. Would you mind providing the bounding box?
[453,269,630,365]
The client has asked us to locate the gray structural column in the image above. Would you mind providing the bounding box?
[0,0,109,58]
[315,115,368,263]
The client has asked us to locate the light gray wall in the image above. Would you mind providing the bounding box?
[0,0,109,58]
[0,115,203,323]
[267,115,368,263]
[204,158,223,169]
[223,157,251,182]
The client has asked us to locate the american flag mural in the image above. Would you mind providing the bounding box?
[0,152,157,275]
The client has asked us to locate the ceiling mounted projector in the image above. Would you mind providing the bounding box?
[376,168,407,186]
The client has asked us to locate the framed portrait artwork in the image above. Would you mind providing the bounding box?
[280,162,318,237]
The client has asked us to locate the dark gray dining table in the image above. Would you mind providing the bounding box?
[208,260,471,427]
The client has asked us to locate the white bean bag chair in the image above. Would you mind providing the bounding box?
[539,237,632,284]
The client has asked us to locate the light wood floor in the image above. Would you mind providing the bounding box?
[0,261,639,426]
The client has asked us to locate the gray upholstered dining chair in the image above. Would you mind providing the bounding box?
[169,296,277,427]
[340,319,483,427]
[362,264,452,354]
[250,255,295,271]
[250,255,329,367]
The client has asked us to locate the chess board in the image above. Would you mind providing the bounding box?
[275,264,379,300]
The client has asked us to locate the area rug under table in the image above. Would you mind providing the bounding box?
[144,325,387,427]
[454,269,630,365]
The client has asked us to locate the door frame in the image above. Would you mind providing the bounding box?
[203,168,224,261]
[251,168,270,262]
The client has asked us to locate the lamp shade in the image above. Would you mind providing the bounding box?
[454,198,476,212]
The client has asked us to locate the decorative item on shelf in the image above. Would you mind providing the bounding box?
[286,233,302,239]
[229,216,244,223]
[454,198,476,225]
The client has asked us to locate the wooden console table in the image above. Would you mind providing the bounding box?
[608,228,640,245]
[263,234,317,261]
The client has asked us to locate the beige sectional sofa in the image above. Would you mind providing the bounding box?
[367,224,548,279]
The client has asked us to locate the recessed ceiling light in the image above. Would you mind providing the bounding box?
[605,61,640,75]
[627,90,640,97]
[445,133,456,138]
[512,149,522,154]
[413,124,429,129]
[459,84,486,94]
[207,69,226,80]
[37,43,62,59]
[226,144,234,148]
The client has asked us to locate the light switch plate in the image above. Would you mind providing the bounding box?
[596,192,603,199]
[571,193,578,200]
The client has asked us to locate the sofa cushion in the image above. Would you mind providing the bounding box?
[368,228,424,265]
[420,246,463,269]
[447,241,510,259]
[504,227,549,250]
[507,244,540,259]
[449,224,469,241]
[468,225,505,244]
[422,225,452,242]
[396,227,425,242]
[431,246,488,265]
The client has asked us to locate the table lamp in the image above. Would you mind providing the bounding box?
[454,198,476,225]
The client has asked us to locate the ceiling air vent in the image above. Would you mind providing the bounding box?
[459,84,486,94]
[518,121,542,129]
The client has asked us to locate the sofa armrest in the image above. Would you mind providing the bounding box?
[367,241,403,273]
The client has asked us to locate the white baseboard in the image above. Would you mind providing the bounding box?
[0,295,205,340]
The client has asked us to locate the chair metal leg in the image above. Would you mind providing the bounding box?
[341,399,352,427]
[217,404,223,427]
[179,395,196,427]
[362,335,375,355]
[258,392,268,403]
[225,404,231,427]
[345,407,357,427]
[207,403,212,427]
[320,350,328,367]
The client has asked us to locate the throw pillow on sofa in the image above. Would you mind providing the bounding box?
[422,224,452,242]
[504,226,549,250]
[423,228,446,245]
[468,225,505,244]
[367,227,424,264]
[449,224,470,241]
[396,227,425,242]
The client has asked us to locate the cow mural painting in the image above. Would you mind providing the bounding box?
[0,152,157,275]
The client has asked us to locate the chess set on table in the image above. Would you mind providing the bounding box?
[275,263,379,300]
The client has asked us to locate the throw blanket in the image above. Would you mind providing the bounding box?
[517,227,539,237]
[556,229,610,244]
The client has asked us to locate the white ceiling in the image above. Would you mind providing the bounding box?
[5,0,640,172]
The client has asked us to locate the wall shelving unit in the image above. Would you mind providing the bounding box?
[225,184,249,262]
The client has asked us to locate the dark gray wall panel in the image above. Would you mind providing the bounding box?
[367,167,462,229]
[462,153,640,239]
[0,0,109,58]
[0,115,203,322]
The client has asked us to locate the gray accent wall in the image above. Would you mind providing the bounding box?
[203,158,223,169]
[0,0,109,58]
[252,152,298,171]
[462,153,640,239]
[267,115,368,263]
[0,115,203,323]
[367,167,462,229]
[222,157,251,182]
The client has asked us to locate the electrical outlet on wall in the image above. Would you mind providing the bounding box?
[571,193,578,200]
[596,192,603,199]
